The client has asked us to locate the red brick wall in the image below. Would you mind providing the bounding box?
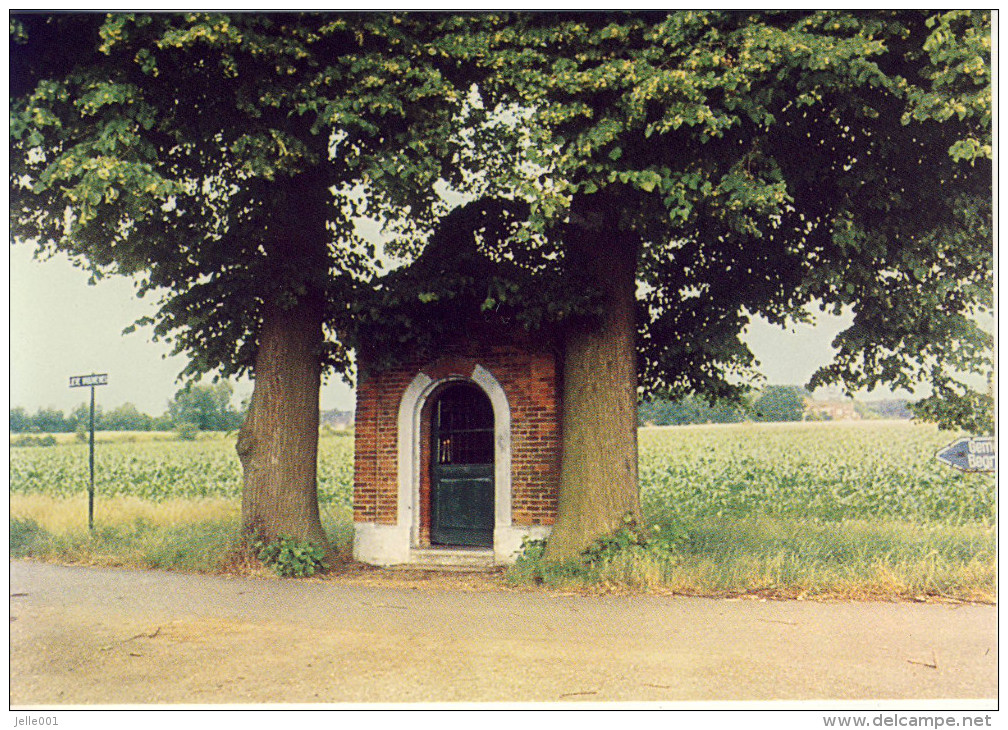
[353,341,561,535]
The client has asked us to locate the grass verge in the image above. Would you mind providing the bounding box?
[506,516,996,603]
[9,516,243,573]
[10,496,994,602]
[10,495,354,574]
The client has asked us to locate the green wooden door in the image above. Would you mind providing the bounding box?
[430,383,494,548]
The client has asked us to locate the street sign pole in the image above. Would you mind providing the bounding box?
[89,383,96,531]
[69,373,108,531]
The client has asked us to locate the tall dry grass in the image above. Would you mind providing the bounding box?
[507,516,996,602]
[9,494,354,573]
[10,493,240,533]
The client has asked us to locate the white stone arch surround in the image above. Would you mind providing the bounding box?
[398,366,513,545]
[352,362,550,566]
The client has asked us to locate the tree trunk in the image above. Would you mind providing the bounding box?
[236,295,331,556]
[234,171,335,561]
[543,203,642,563]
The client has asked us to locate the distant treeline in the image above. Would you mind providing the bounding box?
[10,382,244,434]
[13,381,908,433]
[11,403,173,433]
[639,386,914,426]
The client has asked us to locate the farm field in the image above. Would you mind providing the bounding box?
[638,421,994,525]
[9,421,996,600]
[10,431,354,505]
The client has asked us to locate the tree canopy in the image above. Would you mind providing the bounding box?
[168,381,244,432]
[751,385,810,423]
[12,11,991,423]
[10,12,472,380]
[432,11,993,423]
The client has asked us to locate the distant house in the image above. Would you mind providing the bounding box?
[805,400,861,421]
[858,399,914,420]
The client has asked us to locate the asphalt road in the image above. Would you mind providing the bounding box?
[9,561,998,705]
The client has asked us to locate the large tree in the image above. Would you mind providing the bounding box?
[10,13,472,553]
[167,381,243,432]
[431,10,993,559]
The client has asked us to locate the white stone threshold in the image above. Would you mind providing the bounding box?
[353,522,551,568]
[404,546,496,570]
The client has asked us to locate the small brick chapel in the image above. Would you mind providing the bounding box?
[351,200,561,566]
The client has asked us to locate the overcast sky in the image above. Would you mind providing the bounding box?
[8,242,874,416]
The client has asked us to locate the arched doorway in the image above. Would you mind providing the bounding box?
[428,382,495,547]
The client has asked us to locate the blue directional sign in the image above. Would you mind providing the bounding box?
[935,437,996,473]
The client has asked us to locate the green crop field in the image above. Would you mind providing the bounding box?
[9,422,995,529]
[638,421,995,526]
[9,421,994,525]
[9,432,354,507]
[9,421,996,599]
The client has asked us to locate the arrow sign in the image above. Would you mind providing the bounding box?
[935,437,996,473]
